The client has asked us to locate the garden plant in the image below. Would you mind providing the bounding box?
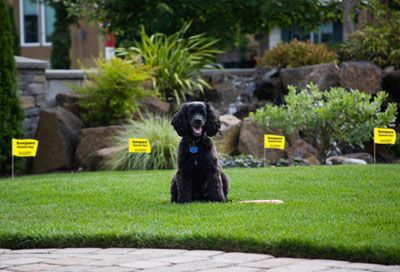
[250,84,397,163]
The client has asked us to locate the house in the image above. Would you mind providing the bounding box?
[7,0,105,68]
[269,22,343,49]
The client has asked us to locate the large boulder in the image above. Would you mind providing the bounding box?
[238,118,286,163]
[87,147,119,171]
[140,97,171,115]
[382,70,400,101]
[55,92,82,117]
[75,125,125,169]
[214,114,241,155]
[287,139,320,165]
[343,152,373,164]
[326,156,367,165]
[339,61,382,94]
[280,63,340,91]
[33,107,85,173]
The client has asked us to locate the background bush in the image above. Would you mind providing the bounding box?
[105,115,179,170]
[116,24,221,105]
[74,57,154,126]
[336,9,400,68]
[250,84,397,163]
[0,1,24,176]
[258,39,337,68]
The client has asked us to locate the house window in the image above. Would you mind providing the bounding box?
[20,0,55,46]
[311,23,334,44]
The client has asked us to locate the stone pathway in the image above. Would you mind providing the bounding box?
[0,248,399,272]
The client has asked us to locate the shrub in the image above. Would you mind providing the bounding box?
[250,84,397,163]
[336,11,400,68]
[105,115,180,170]
[258,39,337,68]
[0,1,25,176]
[219,155,264,168]
[116,24,221,105]
[74,57,154,126]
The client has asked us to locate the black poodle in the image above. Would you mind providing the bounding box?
[170,101,229,203]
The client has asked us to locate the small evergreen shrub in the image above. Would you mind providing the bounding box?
[258,39,337,68]
[74,57,154,126]
[250,84,397,163]
[116,24,221,105]
[105,115,179,170]
[0,1,25,175]
[336,12,400,68]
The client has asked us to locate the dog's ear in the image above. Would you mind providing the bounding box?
[171,104,188,137]
[205,103,220,137]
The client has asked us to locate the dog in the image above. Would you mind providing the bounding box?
[170,101,229,203]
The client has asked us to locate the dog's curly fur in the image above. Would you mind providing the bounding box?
[170,102,229,203]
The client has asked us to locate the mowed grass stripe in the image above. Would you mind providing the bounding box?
[0,165,399,264]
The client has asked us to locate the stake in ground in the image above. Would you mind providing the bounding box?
[0,165,399,264]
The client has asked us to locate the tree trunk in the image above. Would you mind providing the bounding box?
[343,0,358,40]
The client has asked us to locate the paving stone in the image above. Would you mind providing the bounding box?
[241,257,308,269]
[333,262,400,272]
[179,250,224,258]
[90,267,136,272]
[211,252,272,263]
[0,257,44,267]
[6,249,57,254]
[204,266,263,272]
[54,248,102,254]
[7,263,62,271]
[153,255,209,264]
[264,262,331,272]
[0,248,11,253]
[49,265,93,272]
[44,257,96,266]
[120,260,171,269]
[141,260,229,272]
[126,248,187,260]
[95,248,136,255]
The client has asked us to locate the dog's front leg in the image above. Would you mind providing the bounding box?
[206,171,226,202]
[176,172,193,203]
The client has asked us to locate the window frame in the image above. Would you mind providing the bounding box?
[19,0,54,47]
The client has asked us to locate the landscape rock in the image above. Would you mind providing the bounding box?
[87,147,119,170]
[33,107,85,173]
[339,61,382,94]
[75,125,125,169]
[280,63,340,91]
[214,114,242,155]
[56,92,82,117]
[238,118,286,163]
[382,70,400,101]
[140,97,171,115]
[326,156,367,165]
[343,152,373,164]
[254,77,284,104]
[287,139,320,165]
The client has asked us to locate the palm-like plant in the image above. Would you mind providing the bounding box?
[117,23,221,105]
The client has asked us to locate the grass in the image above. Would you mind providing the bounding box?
[0,165,399,264]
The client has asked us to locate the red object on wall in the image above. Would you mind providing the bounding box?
[104,33,115,47]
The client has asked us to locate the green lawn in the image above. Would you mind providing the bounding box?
[1,165,399,264]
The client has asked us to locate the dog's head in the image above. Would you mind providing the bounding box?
[171,102,220,138]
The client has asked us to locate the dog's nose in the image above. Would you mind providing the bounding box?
[194,117,202,124]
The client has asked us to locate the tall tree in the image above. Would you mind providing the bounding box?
[343,0,358,40]
[0,0,25,175]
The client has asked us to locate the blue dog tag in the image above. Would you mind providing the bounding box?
[189,146,198,154]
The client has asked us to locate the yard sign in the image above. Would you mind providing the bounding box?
[373,128,397,163]
[264,134,285,166]
[128,138,151,170]
[11,139,39,178]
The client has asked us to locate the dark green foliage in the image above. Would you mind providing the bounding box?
[259,40,337,68]
[0,1,25,175]
[7,4,20,56]
[74,57,154,126]
[62,0,342,47]
[336,9,400,68]
[50,2,74,69]
[1,165,400,264]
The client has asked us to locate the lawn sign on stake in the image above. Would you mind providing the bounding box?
[373,128,396,163]
[264,134,285,166]
[128,138,151,170]
[11,139,39,178]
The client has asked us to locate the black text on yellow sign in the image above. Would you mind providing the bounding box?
[12,139,39,157]
[129,138,151,153]
[264,134,285,150]
[374,128,396,145]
